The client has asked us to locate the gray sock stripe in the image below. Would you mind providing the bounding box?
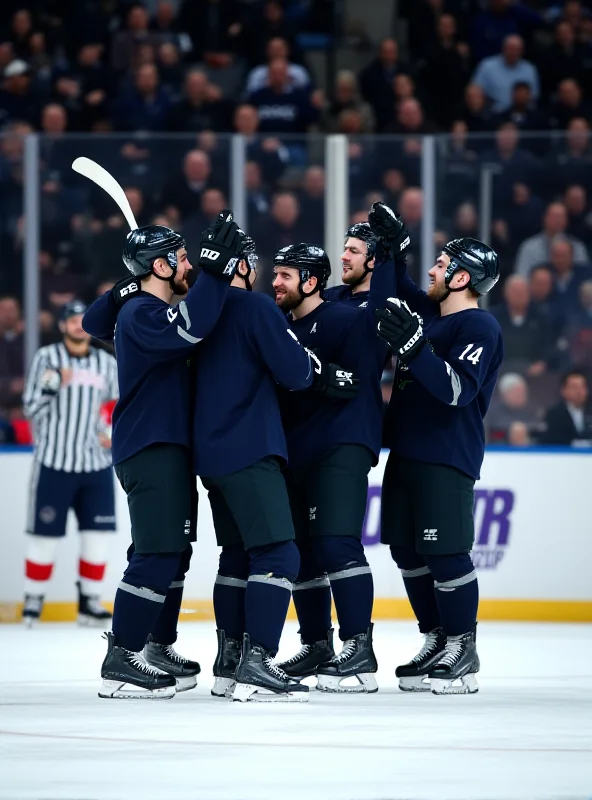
[292,576,330,591]
[328,565,371,582]
[169,580,185,589]
[400,566,431,578]
[248,574,292,590]
[434,570,477,591]
[118,582,166,603]
[215,575,248,589]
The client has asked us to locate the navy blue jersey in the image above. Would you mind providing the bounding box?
[192,289,313,477]
[384,270,504,480]
[322,285,370,308]
[82,272,230,465]
[280,258,396,468]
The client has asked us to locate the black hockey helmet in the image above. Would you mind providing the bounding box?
[59,300,87,321]
[274,243,331,297]
[122,225,186,278]
[345,222,378,259]
[442,237,500,296]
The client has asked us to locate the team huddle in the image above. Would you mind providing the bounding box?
[22,201,503,702]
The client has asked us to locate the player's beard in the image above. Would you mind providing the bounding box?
[172,276,190,296]
[341,264,364,286]
[427,280,447,302]
[275,287,302,312]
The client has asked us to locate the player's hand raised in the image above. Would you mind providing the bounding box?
[376,297,426,363]
[368,202,411,257]
[199,209,246,281]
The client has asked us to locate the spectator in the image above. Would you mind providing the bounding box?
[358,38,408,132]
[472,34,540,113]
[487,372,539,443]
[9,9,34,60]
[420,13,471,128]
[297,166,325,243]
[492,182,545,264]
[491,274,553,376]
[245,37,311,95]
[567,280,592,369]
[515,202,589,277]
[322,70,375,133]
[547,236,592,314]
[150,1,188,51]
[0,59,39,126]
[0,295,24,414]
[470,0,544,62]
[536,21,588,96]
[112,63,172,132]
[529,265,566,339]
[507,420,531,446]
[398,187,424,282]
[246,57,318,134]
[245,160,270,226]
[160,149,212,221]
[493,81,547,133]
[548,78,590,130]
[182,187,228,256]
[156,42,183,99]
[110,5,158,74]
[238,0,300,70]
[254,191,306,282]
[168,69,232,132]
[539,370,592,445]
[384,98,438,185]
[52,43,110,131]
[450,202,479,241]
[564,185,592,250]
[482,122,540,215]
[233,103,290,185]
[439,120,479,212]
[456,83,497,134]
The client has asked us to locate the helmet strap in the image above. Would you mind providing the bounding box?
[349,259,374,289]
[298,269,322,302]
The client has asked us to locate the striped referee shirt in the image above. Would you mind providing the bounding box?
[23,343,118,473]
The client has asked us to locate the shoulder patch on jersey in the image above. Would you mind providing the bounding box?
[310,322,317,333]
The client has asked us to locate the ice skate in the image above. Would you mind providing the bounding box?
[76,582,112,627]
[316,624,378,693]
[211,629,241,697]
[275,628,335,680]
[143,634,200,692]
[395,627,446,692]
[22,594,44,627]
[99,632,176,699]
[429,629,480,695]
[233,633,309,703]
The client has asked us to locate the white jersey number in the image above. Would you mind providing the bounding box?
[458,344,483,365]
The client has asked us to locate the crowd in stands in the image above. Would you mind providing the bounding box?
[1,0,592,447]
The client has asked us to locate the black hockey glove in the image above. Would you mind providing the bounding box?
[376,298,425,363]
[368,202,411,258]
[306,349,359,399]
[111,275,141,309]
[199,209,246,281]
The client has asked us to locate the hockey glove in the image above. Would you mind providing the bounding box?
[111,275,141,309]
[199,209,246,281]
[368,202,411,257]
[376,298,425,363]
[40,368,61,395]
[306,349,359,399]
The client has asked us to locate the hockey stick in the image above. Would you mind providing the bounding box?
[72,157,138,231]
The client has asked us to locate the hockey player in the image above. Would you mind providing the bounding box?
[194,236,360,703]
[323,223,379,308]
[271,213,410,693]
[22,300,118,627]
[373,208,503,695]
[83,215,244,699]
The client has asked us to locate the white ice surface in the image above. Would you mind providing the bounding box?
[0,621,591,800]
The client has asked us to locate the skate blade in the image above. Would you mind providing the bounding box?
[398,675,431,692]
[211,677,236,698]
[232,682,309,703]
[316,672,378,694]
[174,674,198,693]
[430,673,479,695]
[77,614,111,628]
[98,679,176,700]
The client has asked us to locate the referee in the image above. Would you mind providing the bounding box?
[22,301,118,627]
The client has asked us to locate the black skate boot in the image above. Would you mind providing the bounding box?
[275,629,335,680]
[22,594,44,627]
[395,627,446,692]
[76,582,112,627]
[211,629,241,698]
[143,634,201,692]
[233,633,309,703]
[99,632,176,699]
[316,624,378,693]
[428,628,480,695]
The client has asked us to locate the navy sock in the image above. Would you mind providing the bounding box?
[329,565,374,641]
[245,574,292,654]
[292,577,332,643]
[150,582,184,645]
[434,571,479,636]
[213,574,247,641]
[401,568,441,634]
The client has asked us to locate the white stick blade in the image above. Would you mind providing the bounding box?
[72,157,138,231]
